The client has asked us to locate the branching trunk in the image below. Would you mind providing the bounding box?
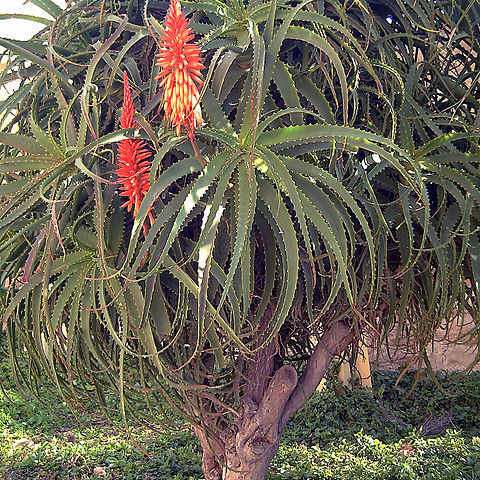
[195,321,356,480]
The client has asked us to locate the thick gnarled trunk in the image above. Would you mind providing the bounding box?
[222,365,297,480]
[195,322,356,480]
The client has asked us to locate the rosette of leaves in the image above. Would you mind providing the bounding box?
[0,1,479,479]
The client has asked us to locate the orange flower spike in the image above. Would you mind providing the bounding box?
[117,71,154,234]
[155,0,205,139]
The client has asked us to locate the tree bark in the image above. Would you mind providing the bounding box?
[222,365,297,480]
[281,320,356,426]
[195,321,356,480]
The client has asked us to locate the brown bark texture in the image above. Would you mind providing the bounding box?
[195,321,355,480]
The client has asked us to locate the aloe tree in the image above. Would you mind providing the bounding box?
[1,0,479,478]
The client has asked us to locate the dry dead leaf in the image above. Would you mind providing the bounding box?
[93,466,107,476]
[13,438,34,449]
[395,442,414,456]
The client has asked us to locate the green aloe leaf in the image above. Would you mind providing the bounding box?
[0,14,52,25]
[0,132,47,155]
[286,26,349,124]
[257,178,299,346]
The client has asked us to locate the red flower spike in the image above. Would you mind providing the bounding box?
[120,70,136,129]
[155,0,205,138]
[117,71,154,234]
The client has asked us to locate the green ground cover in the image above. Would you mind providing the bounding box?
[1,362,479,480]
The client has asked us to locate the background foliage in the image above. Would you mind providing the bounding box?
[1,361,479,480]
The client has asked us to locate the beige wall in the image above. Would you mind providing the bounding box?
[368,318,480,372]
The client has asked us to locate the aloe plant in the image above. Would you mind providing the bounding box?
[0,0,479,478]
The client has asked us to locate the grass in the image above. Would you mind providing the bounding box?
[1,361,479,480]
